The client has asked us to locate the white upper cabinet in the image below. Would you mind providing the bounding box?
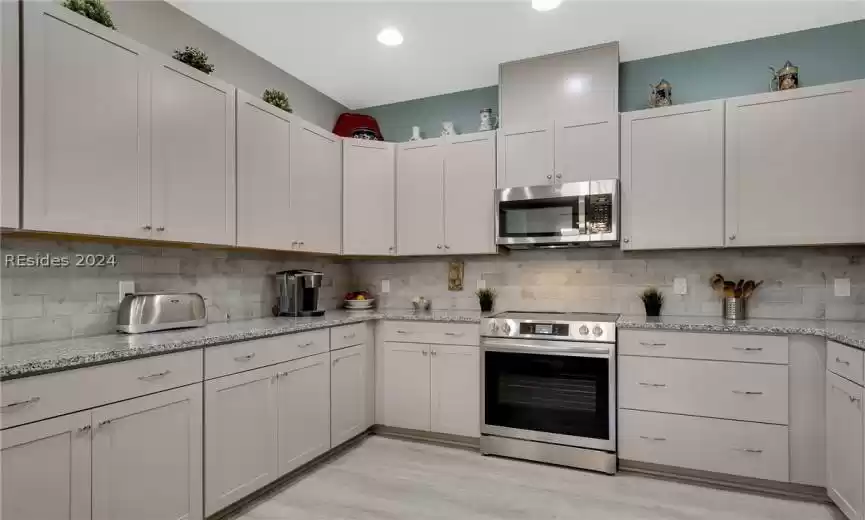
[725,80,865,247]
[343,139,396,255]
[444,132,497,255]
[236,90,294,250]
[331,344,369,447]
[91,385,202,520]
[622,100,725,250]
[151,59,236,246]
[276,353,330,474]
[430,344,480,437]
[555,116,619,183]
[1,411,92,520]
[397,139,446,255]
[291,120,342,254]
[826,371,864,520]
[22,3,152,239]
[1,0,19,229]
[497,123,555,188]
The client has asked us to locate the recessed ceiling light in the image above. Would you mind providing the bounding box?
[377,27,404,46]
[532,0,562,11]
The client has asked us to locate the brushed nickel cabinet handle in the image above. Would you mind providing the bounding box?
[97,419,112,428]
[639,342,665,347]
[142,225,152,230]
[332,358,339,366]
[396,330,409,334]
[832,385,862,404]
[732,390,764,395]
[299,341,314,348]
[344,333,356,339]
[156,226,165,232]
[234,353,255,362]
[78,424,92,433]
[444,332,463,337]
[422,350,428,356]
[431,349,437,356]
[437,244,443,249]
[729,234,736,241]
[639,435,666,441]
[734,347,763,352]
[638,382,666,388]
[546,174,552,180]
[1,397,41,410]
[836,357,851,366]
[623,237,630,244]
[734,448,763,454]
[138,370,171,381]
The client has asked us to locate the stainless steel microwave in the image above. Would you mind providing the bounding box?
[495,180,618,248]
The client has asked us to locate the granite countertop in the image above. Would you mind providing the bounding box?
[617,315,865,350]
[0,309,483,380]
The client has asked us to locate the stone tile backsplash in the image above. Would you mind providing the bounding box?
[0,236,351,344]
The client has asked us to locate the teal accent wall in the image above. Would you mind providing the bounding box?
[359,20,864,141]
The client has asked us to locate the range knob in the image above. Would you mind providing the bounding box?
[502,322,512,334]
[488,321,500,334]
[592,325,603,337]
[579,325,589,336]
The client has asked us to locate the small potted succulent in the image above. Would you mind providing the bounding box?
[173,46,215,75]
[476,288,496,313]
[63,0,116,29]
[639,287,664,317]
[263,89,292,113]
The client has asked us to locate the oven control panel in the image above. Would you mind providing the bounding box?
[482,317,616,343]
[519,322,568,336]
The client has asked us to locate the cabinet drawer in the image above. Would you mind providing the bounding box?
[828,341,864,385]
[205,330,329,380]
[381,321,479,345]
[619,356,789,424]
[619,409,789,482]
[331,323,366,351]
[1,349,202,429]
[619,330,788,364]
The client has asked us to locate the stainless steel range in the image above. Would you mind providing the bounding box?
[480,311,618,474]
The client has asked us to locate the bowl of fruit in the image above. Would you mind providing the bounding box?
[344,291,375,310]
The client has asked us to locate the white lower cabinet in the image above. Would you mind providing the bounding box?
[331,344,369,447]
[205,367,278,516]
[92,385,203,520]
[383,342,432,431]
[826,371,864,520]
[1,411,92,520]
[276,353,331,473]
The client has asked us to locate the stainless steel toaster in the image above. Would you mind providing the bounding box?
[117,293,207,333]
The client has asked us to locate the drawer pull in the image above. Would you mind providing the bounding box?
[835,357,851,366]
[299,341,314,348]
[396,330,409,334]
[639,435,667,441]
[732,390,764,395]
[832,385,862,404]
[1,396,41,410]
[638,382,667,388]
[445,332,464,337]
[344,333,356,339]
[78,424,92,433]
[234,353,256,362]
[734,448,763,454]
[97,419,112,428]
[138,370,171,381]
[733,347,763,352]
[639,342,666,347]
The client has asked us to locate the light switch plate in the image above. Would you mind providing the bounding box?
[381,279,390,293]
[673,277,687,295]
[835,278,851,297]
[118,280,135,303]
[477,279,487,290]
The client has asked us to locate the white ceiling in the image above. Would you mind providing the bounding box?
[169,0,865,109]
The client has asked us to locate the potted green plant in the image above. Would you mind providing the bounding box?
[172,46,215,75]
[262,89,292,113]
[476,288,496,313]
[63,0,116,29]
[639,287,664,317]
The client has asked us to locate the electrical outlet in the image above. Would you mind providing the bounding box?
[477,279,487,290]
[673,277,687,295]
[381,279,390,293]
[118,280,136,303]
[835,278,851,297]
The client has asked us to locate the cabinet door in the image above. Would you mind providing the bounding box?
[397,140,445,255]
[22,3,152,239]
[554,116,619,183]
[92,385,203,520]
[621,101,725,250]
[205,367,277,516]
[382,342,430,431]
[1,411,91,520]
[496,123,554,188]
[152,59,236,246]
[276,352,330,475]
[430,345,480,437]
[826,372,864,520]
[725,81,865,247]
[343,140,396,255]
[236,90,294,250]
[331,344,368,447]
[1,0,19,228]
[291,121,342,254]
[444,132,496,255]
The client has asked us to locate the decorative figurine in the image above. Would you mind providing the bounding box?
[410,126,422,141]
[441,121,456,137]
[649,79,672,108]
[479,108,497,131]
[770,60,799,91]
[448,261,464,291]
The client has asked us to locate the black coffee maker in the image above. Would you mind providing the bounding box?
[274,270,325,317]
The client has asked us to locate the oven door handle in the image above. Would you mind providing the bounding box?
[481,341,610,358]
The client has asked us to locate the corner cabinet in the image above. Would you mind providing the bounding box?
[826,370,864,520]
[621,101,725,250]
[343,139,396,255]
[725,81,865,247]
[397,132,496,256]
[1,0,20,229]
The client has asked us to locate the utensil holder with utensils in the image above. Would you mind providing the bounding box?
[711,274,762,320]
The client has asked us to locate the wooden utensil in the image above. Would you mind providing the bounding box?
[723,281,736,298]
[710,274,725,296]
[741,280,755,299]
[735,279,744,297]
[743,280,763,299]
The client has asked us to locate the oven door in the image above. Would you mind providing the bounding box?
[496,182,590,247]
[481,338,616,452]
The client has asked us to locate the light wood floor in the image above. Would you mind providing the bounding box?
[236,436,843,520]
